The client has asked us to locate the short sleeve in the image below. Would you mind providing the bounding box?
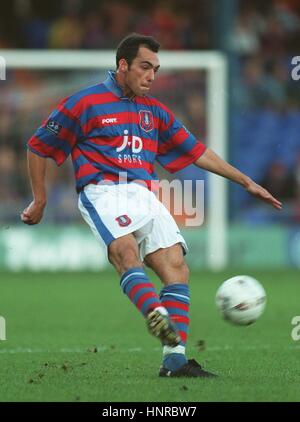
[156,107,206,173]
[27,98,84,166]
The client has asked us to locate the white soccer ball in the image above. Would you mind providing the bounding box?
[215,275,266,325]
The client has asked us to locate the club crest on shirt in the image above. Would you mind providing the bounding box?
[116,215,132,227]
[139,110,154,132]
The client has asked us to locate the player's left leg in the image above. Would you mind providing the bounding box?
[145,245,216,378]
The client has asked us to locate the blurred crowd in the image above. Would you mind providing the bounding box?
[230,0,300,223]
[0,0,211,50]
[1,0,300,225]
[232,0,300,110]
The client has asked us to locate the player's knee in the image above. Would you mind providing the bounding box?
[121,248,141,271]
[169,251,190,282]
[163,258,189,284]
[175,261,190,283]
[183,262,190,281]
[108,240,141,273]
[108,246,137,266]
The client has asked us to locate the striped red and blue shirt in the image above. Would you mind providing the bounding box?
[28,71,206,192]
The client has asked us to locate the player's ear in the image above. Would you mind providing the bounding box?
[119,59,128,72]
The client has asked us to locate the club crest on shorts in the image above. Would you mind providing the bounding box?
[116,215,132,227]
[139,110,154,132]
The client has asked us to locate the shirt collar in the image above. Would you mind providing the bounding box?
[103,70,136,101]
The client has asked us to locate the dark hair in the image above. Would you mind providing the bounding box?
[116,33,160,69]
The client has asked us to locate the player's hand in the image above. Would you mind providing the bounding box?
[245,180,282,210]
[21,200,46,225]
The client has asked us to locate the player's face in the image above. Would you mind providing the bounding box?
[123,46,160,97]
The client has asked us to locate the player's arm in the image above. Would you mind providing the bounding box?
[21,95,84,225]
[195,147,282,210]
[21,150,47,225]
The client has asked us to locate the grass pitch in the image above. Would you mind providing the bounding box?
[0,270,299,402]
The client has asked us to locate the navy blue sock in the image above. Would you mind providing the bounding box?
[163,353,188,371]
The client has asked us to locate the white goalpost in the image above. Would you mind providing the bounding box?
[1,49,228,270]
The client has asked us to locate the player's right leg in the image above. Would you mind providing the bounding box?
[107,234,180,347]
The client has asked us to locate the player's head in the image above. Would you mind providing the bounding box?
[116,33,161,97]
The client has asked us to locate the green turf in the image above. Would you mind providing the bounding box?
[0,270,299,402]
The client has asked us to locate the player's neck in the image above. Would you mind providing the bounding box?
[115,72,135,99]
